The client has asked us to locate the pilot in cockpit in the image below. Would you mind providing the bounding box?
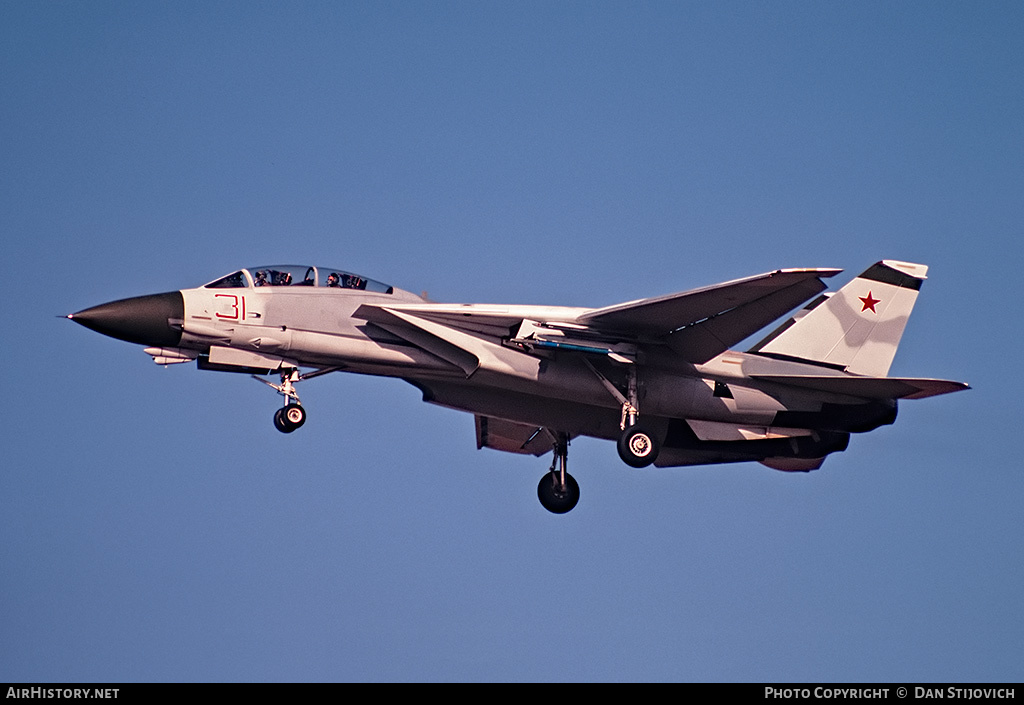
[326,272,340,288]
[254,270,267,287]
[342,274,365,289]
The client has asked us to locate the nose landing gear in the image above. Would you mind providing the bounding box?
[253,366,340,434]
[256,369,307,434]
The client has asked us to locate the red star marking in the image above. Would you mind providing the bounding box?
[859,291,881,313]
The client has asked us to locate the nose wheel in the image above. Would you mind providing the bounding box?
[273,403,306,433]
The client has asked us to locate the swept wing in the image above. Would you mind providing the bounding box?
[576,268,840,335]
[354,268,841,367]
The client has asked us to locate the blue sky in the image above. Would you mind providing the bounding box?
[2,1,1022,682]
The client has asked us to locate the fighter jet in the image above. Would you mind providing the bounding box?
[68,260,967,513]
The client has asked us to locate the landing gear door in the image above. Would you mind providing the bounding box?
[206,346,289,373]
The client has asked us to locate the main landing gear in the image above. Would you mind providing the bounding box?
[584,359,661,468]
[537,433,579,514]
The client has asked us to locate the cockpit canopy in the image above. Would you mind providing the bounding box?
[204,265,394,294]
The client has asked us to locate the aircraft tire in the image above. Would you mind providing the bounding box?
[283,403,306,430]
[617,425,659,468]
[274,405,305,433]
[273,408,293,433]
[537,471,580,514]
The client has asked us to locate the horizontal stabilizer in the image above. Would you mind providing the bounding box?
[753,374,970,400]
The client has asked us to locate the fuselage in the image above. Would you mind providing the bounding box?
[70,265,893,446]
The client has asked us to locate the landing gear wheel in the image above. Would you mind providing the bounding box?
[537,471,580,514]
[273,404,306,433]
[283,404,306,429]
[273,408,290,433]
[618,424,659,468]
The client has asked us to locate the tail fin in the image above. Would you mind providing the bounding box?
[748,260,928,376]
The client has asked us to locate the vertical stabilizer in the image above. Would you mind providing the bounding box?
[749,260,928,376]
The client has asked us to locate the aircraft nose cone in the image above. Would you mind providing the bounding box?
[68,291,184,347]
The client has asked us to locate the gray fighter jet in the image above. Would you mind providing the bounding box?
[68,260,967,513]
